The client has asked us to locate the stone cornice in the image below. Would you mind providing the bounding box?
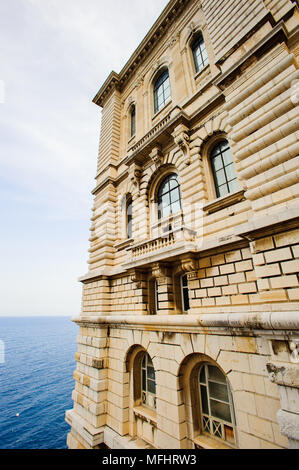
[72,311,299,332]
[93,0,191,107]
[235,208,299,241]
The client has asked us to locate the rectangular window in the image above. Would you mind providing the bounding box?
[181,275,190,312]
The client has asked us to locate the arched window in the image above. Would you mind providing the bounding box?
[154,69,171,114]
[199,363,236,445]
[141,353,156,409]
[126,198,133,238]
[181,274,190,312]
[157,173,182,220]
[130,105,136,138]
[191,33,209,73]
[210,140,238,198]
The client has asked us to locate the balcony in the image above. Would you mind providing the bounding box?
[123,225,197,268]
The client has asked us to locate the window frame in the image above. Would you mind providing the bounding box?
[198,363,236,447]
[157,173,182,221]
[130,104,136,138]
[210,139,238,199]
[191,32,209,74]
[141,353,156,410]
[126,197,133,239]
[153,68,171,114]
[181,274,190,313]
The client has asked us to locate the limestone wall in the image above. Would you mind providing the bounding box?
[68,324,291,449]
[68,0,299,451]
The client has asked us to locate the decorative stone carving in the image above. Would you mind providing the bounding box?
[149,145,164,168]
[181,257,198,273]
[172,124,191,166]
[151,262,170,279]
[134,74,144,89]
[187,271,198,281]
[130,270,145,289]
[167,31,180,49]
[128,163,142,195]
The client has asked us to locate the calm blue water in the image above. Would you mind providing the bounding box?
[0,316,78,449]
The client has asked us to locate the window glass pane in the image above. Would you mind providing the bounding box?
[147,379,156,394]
[220,141,229,153]
[164,84,171,100]
[170,187,181,203]
[182,275,188,288]
[158,182,168,197]
[154,70,171,112]
[171,200,181,215]
[212,155,223,172]
[222,149,233,166]
[161,192,170,207]
[142,354,146,368]
[127,220,132,239]
[183,288,190,311]
[215,169,226,186]
[225,163,237,182]
[169,175,179,189]
[218,184,229,198]
[209,382,229,403]
[211,146,221,158]
[158,174,182,219]
[158,93,164,110]
[210,400,232,423]
[200,385,209,415]
[200,366,206,384]
[147,366,155,381]
[208,366,226,383]
[131,107,136,137]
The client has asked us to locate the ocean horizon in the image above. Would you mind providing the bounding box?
[0,316,78,449]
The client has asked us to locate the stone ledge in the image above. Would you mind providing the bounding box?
[193,434,233,449]
[65,409,104,448]
[66,410,153,449]
[235,208,299,241]
[72,311,299,332]
[202,190,245,214]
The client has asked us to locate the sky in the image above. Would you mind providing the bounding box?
[0,0,169,316]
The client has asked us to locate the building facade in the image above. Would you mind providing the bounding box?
[66,0,299,449]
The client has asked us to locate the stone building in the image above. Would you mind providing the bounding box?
[66,0,299,449]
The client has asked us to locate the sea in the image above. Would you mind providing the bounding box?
[0,316,78,449]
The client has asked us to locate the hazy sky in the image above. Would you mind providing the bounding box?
[0,0,169,316]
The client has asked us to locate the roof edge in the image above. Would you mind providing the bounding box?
[93,0,191,107]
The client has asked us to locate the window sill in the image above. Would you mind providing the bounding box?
[114,238,134,251]
[193,434,234,450]
[133,406,157,426]
[202,190,245,214]
[151,99,172,122]
[128,135,136,146]
[194,63,210,81]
